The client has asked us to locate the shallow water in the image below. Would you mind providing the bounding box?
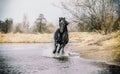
[0,43,120,74]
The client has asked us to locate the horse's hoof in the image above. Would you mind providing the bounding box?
[57,51,60,54]
[53,50,56,54]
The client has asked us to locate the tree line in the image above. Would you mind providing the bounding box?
[0,14,55,34]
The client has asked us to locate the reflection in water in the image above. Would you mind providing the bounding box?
[107,65,120,74]
[0,43,120,74]
[54,56,69,63]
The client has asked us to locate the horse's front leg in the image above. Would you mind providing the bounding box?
[57,44,62,54]
[58,44,65,54]
[61,43,66,54]
[53,43,58,54]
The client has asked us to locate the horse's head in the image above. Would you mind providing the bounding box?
[59,17,69,33]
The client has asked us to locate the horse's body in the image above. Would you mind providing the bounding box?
[53,17,69,54]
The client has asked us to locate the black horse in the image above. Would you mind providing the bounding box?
[53,17,69,54]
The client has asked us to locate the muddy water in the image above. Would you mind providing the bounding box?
[0,43,120,74]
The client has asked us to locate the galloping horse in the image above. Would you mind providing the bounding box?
[53,17,69,54]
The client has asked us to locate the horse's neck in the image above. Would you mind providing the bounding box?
[64,26,68,32]
[58,27,68,33]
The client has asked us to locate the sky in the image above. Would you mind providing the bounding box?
[0,0,66,25]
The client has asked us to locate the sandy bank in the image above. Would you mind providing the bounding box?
[69,32,120,64]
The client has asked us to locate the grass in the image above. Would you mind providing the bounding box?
[115,31,120,49]
[0,33,53,43]
[67,31,120,63]
[110,31,120,62]
[0,32,118,45]
[0,32,3,43]
[0,32,83,43]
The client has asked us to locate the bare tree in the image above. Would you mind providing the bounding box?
[14,23,23,33]
[113,0,120,31]
[22,14,29,33]
[114,0,120,17]
[61,0,114,34]
[35,14,47,33]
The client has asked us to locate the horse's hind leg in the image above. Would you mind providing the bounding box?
[57,44,65,54]
[62,44,66,54]
[62,47,65,54]
[53,43,58,54]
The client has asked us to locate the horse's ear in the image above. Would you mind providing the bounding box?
[59,17,61,22]
[67,21,69,25]
[66,21,69,25]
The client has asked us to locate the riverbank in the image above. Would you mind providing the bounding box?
[0,32,120,64]
[0,33,53,43]
[0,32,81,43]
[68,32,120,65]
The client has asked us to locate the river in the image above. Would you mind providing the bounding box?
[0,43,120,74]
